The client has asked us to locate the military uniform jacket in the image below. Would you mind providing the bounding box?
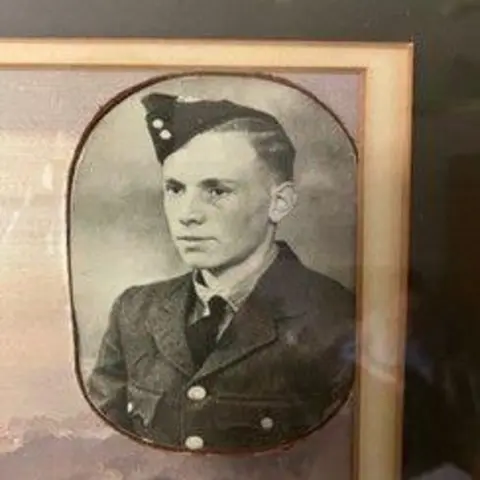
[87,244,356,452]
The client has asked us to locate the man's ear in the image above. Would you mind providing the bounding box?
[268,182,297,223]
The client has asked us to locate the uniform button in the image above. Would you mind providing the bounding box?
[127,402,134,413]
[159,129,172,140]
[151,118,164,129]
[187,385,207,401]
[185,435,204,450]
[260,416,274,430]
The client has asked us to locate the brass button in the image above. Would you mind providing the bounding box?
[151,118,164,129]
[185,435,204,450]
[260,416,274,430]
[187,385,207,401]
[159,129,172,140]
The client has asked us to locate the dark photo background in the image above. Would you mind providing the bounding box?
[1,0,480,478]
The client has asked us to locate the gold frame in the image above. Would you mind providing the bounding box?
[0,39,413,480]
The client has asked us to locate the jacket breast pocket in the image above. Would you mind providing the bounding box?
[126,382,164,430]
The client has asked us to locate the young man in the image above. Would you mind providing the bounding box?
[87,93,356,452]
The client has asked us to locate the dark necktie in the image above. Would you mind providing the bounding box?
[186,295,227,368]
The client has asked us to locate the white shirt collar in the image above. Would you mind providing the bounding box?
[192,242,279,313]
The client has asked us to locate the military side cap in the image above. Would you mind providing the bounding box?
[141,93,285,164]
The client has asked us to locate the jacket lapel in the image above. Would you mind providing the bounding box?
[192,242,308,381]
[145,276,196,377]
[193,296,277,381]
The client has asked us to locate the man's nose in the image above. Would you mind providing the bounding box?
[178,193,206,226]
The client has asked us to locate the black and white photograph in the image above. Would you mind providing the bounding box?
[69,73,359,453]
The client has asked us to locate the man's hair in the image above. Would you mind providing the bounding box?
[212,117,296,183]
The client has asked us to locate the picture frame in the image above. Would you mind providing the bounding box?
[0,39,413,480]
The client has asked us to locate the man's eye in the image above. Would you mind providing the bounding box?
[165,184,184,195]
[207,187,229,198]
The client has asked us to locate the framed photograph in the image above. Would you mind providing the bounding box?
[0,39,412,480]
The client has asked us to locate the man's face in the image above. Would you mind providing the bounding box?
[162,130,277,273]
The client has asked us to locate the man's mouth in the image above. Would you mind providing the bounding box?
[176,236,214,242]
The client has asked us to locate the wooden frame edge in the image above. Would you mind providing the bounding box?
[356,43,413,480]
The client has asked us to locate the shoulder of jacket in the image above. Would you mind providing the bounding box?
[286,266,355,341]
[287,261,354,312]
[308,270,354,310]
